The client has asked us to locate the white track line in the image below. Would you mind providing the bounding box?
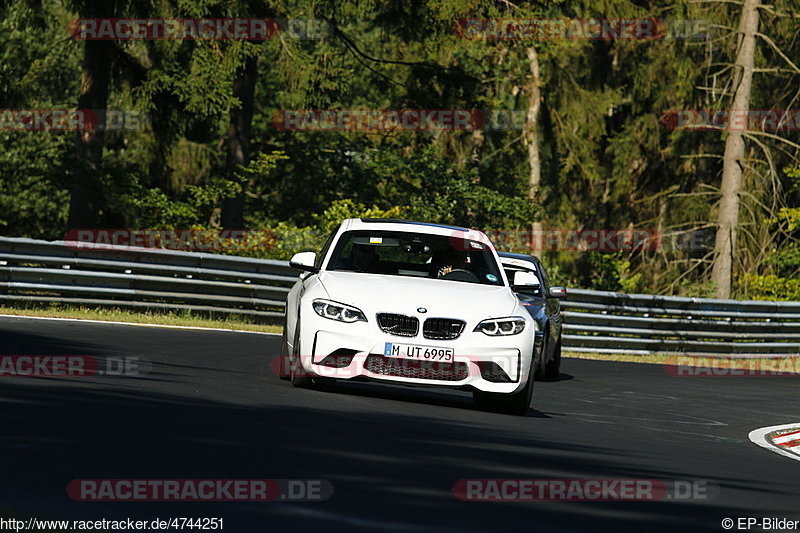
[748,423,800,463]
[0,313,281,336]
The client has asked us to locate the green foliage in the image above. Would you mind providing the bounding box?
[358,147,534,228]
[737,196,800,301]
[583,252,643,293]
[261,222,324,260]
[313,199,408,233]
[242,199,410,260]
[122,178,242,228]
[238,151,290,182]
[777,208,800,232]
[0,0,797,300]
[739,273,800,302]
[0,135,70,238]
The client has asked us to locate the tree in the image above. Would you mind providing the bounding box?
[67,39,113,229]
[524,45,543,253]
[220,52,258,229]
[711,0,760,298]
[2,0,797,299]
[220,0,274,229]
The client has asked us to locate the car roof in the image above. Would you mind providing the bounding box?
[357,218,470,232]
[342,218,487,240]
[497,252,540,272]
[497,251,541,263]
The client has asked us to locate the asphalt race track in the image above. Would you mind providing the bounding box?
[0,315,798,532]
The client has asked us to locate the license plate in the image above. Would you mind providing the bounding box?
[383,342,454,362]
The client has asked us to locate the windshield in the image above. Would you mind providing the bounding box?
[327,230,504,286]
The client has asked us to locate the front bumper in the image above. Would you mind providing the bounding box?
[298,313,536,394]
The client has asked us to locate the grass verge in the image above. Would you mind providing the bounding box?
[564,352,670,364]
[564,351,799,366]
[1,306,793,365]
[0,303,282,334]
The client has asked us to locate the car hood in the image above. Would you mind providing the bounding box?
[317,271,520,321]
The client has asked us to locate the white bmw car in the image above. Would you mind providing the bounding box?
[281,218,541,415]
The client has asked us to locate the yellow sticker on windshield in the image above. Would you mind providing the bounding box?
[369,237,383,244]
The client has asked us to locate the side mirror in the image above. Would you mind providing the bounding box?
[289,251,319,273]
[549,286,567,299]
[512,271,540,289]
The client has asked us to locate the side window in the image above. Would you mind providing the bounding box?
[314,230,337,270]
[537,261,551,291]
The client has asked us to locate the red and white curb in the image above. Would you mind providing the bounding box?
[749,423,800,462]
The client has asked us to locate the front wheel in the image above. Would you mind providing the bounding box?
[473,357,535,416]
[278,315,291,380]
[544,338,561,379]
[290,319,313,388]
[533,334,546,381]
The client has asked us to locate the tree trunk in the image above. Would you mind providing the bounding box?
[524,46,543,255]
[67,40,112,230]
[221,54,258,229]
[711,0,760,298]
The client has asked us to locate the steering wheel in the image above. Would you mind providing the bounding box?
[439,268,480,282]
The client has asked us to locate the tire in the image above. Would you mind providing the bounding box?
[544,338,561,379]
[533,334,546,381]
[290,319,313,388]
[473,356,535,416]
[278,315,291,380]
[313,376,337,390]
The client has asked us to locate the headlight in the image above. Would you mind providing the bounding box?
[312,299,367,323]
[474,316,526,336]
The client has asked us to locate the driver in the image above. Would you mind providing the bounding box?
[431,248,469,278]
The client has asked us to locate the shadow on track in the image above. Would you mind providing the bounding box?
[0,375,787,533]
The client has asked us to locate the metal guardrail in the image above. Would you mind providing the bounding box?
[1,236,798,356]
[562,289,800,356]
[0,236,296,318]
